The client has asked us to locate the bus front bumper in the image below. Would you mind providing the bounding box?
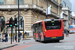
[44,35,64,41]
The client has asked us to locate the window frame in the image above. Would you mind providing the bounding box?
[33,22,43,33]
[0,0,5,5]
[16,0,24,5]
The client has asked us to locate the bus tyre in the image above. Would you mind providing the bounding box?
[35,36,38,42]
[35,39,38,42]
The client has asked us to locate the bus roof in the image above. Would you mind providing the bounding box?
[33,19,62,24]
[44,19,62,21]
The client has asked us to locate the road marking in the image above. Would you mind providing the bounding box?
[61,41,75,42]
[68,36,75,37]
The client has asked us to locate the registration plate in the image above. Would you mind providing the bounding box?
[52,37,56,38]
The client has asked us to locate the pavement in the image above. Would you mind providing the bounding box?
[0,37,33,50]
[0,42,17,50]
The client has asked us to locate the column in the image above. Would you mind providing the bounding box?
[33,0,36,4]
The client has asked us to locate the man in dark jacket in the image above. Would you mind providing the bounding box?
[66,29,69,37]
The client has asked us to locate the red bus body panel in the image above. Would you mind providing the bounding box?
[43,20,64,37]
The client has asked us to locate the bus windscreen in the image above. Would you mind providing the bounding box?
[45,21,61,30]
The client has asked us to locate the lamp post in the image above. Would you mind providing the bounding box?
[1,17,3,32]
[18,0,20,42]
[1,17,3,42]
[74,18,75,25]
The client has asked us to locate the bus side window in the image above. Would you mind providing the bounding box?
[37,23,40,33]
[34,23,43,34]
[35,24,39,33]
[41,22,43,32]
[39,22,43,33]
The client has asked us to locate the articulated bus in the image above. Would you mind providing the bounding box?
[32,19,64,42]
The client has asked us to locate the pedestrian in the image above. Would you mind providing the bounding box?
[25,32,27,35]
[25,32,27,36]
[67,29,69,36]
[2,33,5,42]
[5,32,8,42]
[64,29,66,34]
[24,32,27,39]
[18,31,22,41]
[22,32,25,40]
[66,29,69,37]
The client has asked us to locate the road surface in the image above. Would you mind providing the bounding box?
[3,34,75,50]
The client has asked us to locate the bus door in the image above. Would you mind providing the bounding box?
[35,22,43,40]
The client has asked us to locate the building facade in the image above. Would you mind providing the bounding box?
[62,0,72,29]
[0,0,62,36]
[71,12,75,25]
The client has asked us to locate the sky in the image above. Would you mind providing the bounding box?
[69,0,75,12]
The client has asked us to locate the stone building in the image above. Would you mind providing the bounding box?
[0,0,62,36]
[71,12,75,25]
[62,0,72,29]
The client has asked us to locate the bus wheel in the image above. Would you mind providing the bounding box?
[35,36,38,42]
[35,39,38,42]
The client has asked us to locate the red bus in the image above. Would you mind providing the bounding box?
[32,19,64,42]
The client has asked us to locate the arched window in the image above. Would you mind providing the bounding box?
[16,0,24,5]
[0,0,5,5]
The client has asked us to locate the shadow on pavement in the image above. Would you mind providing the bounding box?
[40,40,63,44]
